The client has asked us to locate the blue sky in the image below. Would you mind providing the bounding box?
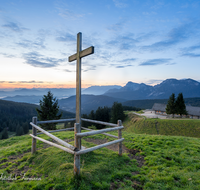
[0,0,200,88]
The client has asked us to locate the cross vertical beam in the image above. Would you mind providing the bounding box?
[68,32,94,127]
[68,32,94,176]
[76,32,82,126]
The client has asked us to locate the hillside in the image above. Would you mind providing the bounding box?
[123,112,200,138]
[58,94,125,114]
[0,99,75,136]
[1,114,200,189]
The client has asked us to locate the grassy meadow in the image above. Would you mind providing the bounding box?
[123,112,200,138]
[0,113,200,189]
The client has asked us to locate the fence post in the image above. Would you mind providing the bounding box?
[32,117,37,154]
[74,123,81,175]
[118,120,122,156]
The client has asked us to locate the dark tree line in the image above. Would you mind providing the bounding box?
[82,102,126,129]
[0,92,75,140]
[0,100,38,139]
[166,93,187,118]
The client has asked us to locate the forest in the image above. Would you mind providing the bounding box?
[0,99,75,139]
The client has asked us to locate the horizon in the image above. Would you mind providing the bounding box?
[0,77,199,90]
[0,0,200,89]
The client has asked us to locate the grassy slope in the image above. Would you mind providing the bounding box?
[123,112,200,138]
[1,116,200,189]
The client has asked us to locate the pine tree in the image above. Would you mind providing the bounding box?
[16,126,24,136]
[1,128,8,139]
[166,93,176,118]
[36,91,62,130]
[95,107,110,129]
[111,102,125,124]
[175,93,187,117]
[22,123,29,134]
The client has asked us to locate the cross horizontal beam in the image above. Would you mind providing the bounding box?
[68,46,94,62]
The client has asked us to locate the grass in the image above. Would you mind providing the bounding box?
[1,114,200,189]
[123,112,200,138]
[0,131,138,190]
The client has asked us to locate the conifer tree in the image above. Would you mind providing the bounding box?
[166,93,176,118]
[1,128,8,139]
[36,91,62,130]
[175,93,187,117]
[111,102,125,124]
[16,126,24,136]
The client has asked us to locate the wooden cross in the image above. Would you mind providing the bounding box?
[68,32,94,125]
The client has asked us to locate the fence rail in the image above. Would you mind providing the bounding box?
[81,118,118,127]
[81,127,118,138]
[37,118,76,124]
[76,126,124,137]
[75,138,124,155]
[37,127,74,135]
[30,117,124,176]
[30,122,76,151]
[30,134,75,154]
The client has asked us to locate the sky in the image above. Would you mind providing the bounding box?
[0,0,200,89]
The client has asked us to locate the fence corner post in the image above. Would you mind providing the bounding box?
[31,116,37,154]
[74,123,81,175]
[118,120,122,156]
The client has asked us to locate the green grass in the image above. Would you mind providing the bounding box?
[0,131,138,190]
[1,116,200,189]
[123,112,200,138]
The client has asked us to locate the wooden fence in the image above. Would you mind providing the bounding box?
[30,117,124,175]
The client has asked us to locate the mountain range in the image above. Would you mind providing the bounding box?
[1,78,200,113]
[104,78,200,100]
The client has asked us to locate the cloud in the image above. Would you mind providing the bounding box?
[110,58,135,68]
[119,58,136,63]
[2,21,28,32]
[83,65,96,72]
[107,20,126,32]
[64,69,75,72]
[0,81,44,84]
[56,32,76,42]
[0,53,16,58]
[181,52,200,57]
[113,0,128,8]
[180,43,200,57]
[146,79,164,85]
[182,44,200,52]
[115,64,133,68]
[16,38,46,49]
[56,3,84,20]
[142,19,200,52]
[107,34,137,50]
[109,58,136,68]
[23,52,67,68]
[139,58,172,66]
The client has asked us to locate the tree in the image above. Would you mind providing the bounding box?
[36,91,62,130]
[166,93,176,118]
[1,128,8,139]
[111,102,126,124]
[175,93,187,117]
[95,106,110,129]
[16,125,24,136]
[22,123,29,134]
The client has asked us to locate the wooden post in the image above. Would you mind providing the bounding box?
[76,33,82,127]
[118,120,122,156]
[31,117,37,154]
[74,123,81,175]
